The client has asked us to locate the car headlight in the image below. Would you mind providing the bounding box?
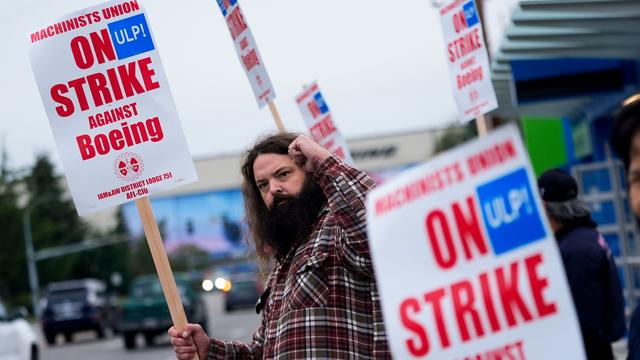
[202,279,214,292]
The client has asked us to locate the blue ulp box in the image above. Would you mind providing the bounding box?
[463,1,479,27]
[107,13,155,60]
[313,92,330,115]
[476,168,546,255]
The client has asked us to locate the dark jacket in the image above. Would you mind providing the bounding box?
[629,306,640,360]
[555,216,626,360]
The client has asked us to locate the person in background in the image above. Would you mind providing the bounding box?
[538,168,626,360]
[168,133,390,359]
[611,97,640,360]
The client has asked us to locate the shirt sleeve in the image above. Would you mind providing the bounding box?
[206,318,265,359]
[314,155,376,276]
[206,272,277,359]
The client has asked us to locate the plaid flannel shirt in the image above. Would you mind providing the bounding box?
[207,155,391,359]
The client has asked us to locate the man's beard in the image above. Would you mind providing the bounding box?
[259,177,327,260]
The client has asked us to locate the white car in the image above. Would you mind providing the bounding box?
[0,299,39,360]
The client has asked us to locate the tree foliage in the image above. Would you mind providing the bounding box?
[71,207,132,295]
[433,121,478,155]
[0,147,27,307]
[25,155,87,290]
[0,152,211,308]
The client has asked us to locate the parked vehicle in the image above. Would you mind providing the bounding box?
[0,298,39,360]
[40,278,113,345]
[117,273,207,350]
[224,273,263,312]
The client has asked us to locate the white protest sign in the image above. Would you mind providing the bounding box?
[28,0,197,216]
[439,0,498,122]
[295,82,353,164]
[366,124,585,359]
[216,0,275,108]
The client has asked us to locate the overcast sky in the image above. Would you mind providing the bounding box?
[0,0,516,171]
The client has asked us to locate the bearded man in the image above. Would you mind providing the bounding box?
[168,133,390,359]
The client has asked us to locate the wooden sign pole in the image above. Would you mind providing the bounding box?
[268,101,286,132]
[135,197,199,360]
[476,114,488,137]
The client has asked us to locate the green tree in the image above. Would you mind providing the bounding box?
[0,147,29,308]
[107,206,133,293]
[24,154,87,289]
[129,234,155,277]
[128,217,168,278]
[169,244,210,273]
[433,121,478,154]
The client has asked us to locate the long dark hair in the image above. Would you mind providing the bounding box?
[240,132,299,269]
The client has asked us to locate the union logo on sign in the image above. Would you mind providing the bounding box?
[113,152,144,182]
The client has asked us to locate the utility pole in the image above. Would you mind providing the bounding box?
[22,197,50,318]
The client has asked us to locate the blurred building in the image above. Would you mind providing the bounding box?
[488,0,640,311]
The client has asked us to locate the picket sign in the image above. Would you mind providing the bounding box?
[438,0,497,133]
[215,0,285,132]
[27,1,198,358]
[366,124,585,359]
[295,82,354,164]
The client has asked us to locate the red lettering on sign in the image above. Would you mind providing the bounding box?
[525,253,557,317]
[398,253,557,354]
[426,209,457,269]
[30,11,102,43]
[309,115,337,141]
[424,288,450,348]
[295,83,320,104]
[479,272,501,332]
[50,84,75,117]
[426,196,488,269]
[67,78,90,113]
[308,100,322,118]
[451,280,485,342]
[467,140,517,176]
[323,139,336,150]
[239,37,249,50]
[496,261,534,327]
[452,10,468,33]
[227,6,248,40]
[375,163,464,216]
[453,196,488,261]
[76,116,164,160]
[88,102,139,129]
[448,28,482,63]
[242,49,260,71]
[101,0,140,21]
[70,29,116,69]
[457,66,483,89]
[400,298,430,357]
[50,57,159,117]
[462,339,527,360]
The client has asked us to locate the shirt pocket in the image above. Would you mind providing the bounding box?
[288,253,329,310]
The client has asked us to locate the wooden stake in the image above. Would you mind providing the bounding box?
[135,197,199,360]
[476,114,488,137]
[268,101,286,132]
